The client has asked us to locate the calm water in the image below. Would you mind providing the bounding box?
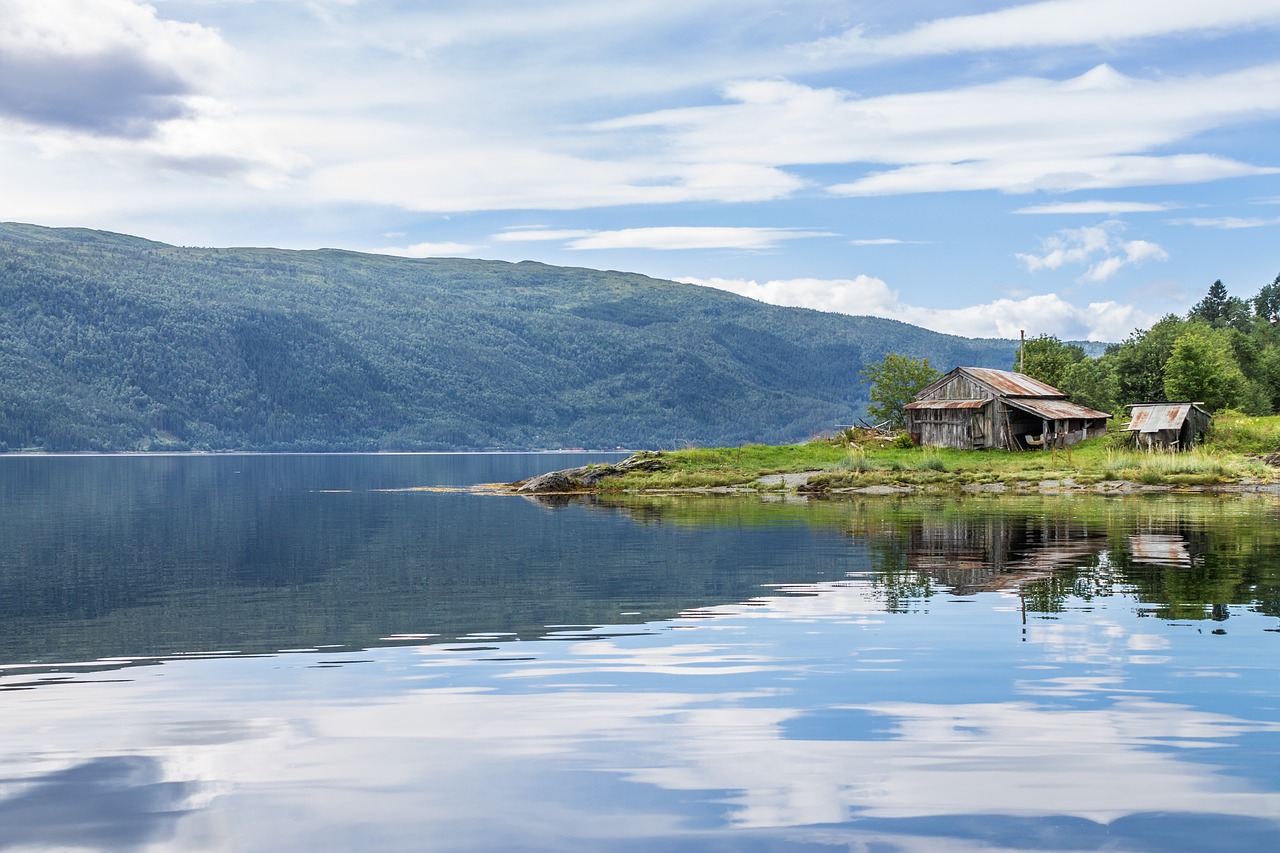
[1,454,1278,852]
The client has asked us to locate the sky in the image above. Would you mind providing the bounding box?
[2,1,1279,341]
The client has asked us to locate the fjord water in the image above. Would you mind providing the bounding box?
[2,455,1279,852]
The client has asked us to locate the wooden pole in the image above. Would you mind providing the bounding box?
[1019,329,1025,373]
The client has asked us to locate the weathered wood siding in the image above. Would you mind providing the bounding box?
[911,374,1000,448]
[917,374,990,402]
[916,412,973,449]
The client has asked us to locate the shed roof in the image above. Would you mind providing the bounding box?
[1125,402,1209,433]
[958,367,1064,398]
[904,399,989,411]
[1004,397,1111,421]
[914,366,1067,401]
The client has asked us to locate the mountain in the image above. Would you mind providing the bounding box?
[0,222,1018,451]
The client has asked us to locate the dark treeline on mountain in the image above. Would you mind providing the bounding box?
[1016,274,1280,417]
[0,223,1017,452]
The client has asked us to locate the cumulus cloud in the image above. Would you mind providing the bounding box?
[807,0,1280,58]
[678,275,1154,342]
[0,0,232,137]
[1016,221,1169,282]
[1014,201,1180,215]
[0,0,302,184]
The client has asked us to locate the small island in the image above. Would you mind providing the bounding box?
[510,410,1280,496]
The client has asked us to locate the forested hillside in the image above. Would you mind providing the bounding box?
[0,222,1017,451]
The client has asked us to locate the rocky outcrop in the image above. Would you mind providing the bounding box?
[513,451,667,493]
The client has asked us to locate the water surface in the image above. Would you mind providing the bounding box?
[1,454,1278,851]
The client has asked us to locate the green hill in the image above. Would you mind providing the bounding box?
[0,222,1017,451]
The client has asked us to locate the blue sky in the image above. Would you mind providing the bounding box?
[2,0,1279,341]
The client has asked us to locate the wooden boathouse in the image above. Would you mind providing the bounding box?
[904,367,1110,450]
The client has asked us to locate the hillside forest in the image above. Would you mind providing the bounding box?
[0,223,1018,452]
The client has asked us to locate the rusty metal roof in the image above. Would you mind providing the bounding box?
[959,367,1065,397]
[1004,397,1111,420]
[904,399,989,410]
[1125,403,1207,433]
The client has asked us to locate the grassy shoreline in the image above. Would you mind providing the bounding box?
[526,412,1280,495]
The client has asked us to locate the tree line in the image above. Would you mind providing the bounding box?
[862,273,1280,427]
[1019,274,1280,415]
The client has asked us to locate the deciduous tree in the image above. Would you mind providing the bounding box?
[860,353,940,428]
[1163,325,1245,412]
[1014,334,1085,389]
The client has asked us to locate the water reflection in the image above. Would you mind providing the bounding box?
[1,574,1277,852]
[3,459,1280,850]
[0,757,196,850]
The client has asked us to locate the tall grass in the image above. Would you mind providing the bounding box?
[1100,448,1269,484]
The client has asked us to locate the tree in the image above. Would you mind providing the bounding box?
[860,353,940,428]
[1112,314,1187,405]
[1163,325,1245,412]
[1014,334,1085,388]
[1189,279,1250,330]
[1058,356,1119,415]
[1190,280,1230,324]
[1254,273,1280,326]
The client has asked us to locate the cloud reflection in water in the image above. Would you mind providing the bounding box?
[1,575,1277,851]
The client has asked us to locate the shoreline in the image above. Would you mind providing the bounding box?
[505,445,1280,497]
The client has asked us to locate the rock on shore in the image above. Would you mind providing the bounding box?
[513,451,666,493]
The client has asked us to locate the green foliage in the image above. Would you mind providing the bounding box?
[1253,273,1280,325]
[1014,334,1085,388]
[1163,324,1246,411]
[860,353,941,428]
[1058,356,1119,415]
[1112,314,1188,405]
[0,223,1019,452]
[1202,410,1280,454]
[1189,279,1251,330]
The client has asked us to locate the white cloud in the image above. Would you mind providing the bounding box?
[807,0,1280,57]
[678,275,1155,341]
[492,229,596,243]
[832,155,1274,197]
[1016,221,1169,282]
[565,227,834,251]
[313,151,804,212]
[1014,201,1179,215]
[1170,216,1280,229]
[489,226,835,251]
[0,1,233,120]
[371,241,487,258]
[603,63,1280,200]
[850,238,926,246]
[0,0,298,182]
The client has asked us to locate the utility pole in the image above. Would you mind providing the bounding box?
[1019,329,1025,373]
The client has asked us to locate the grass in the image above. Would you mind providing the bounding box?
[598,414,1280,492]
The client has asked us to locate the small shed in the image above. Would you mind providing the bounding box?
[1124,402,1211,451]
[904,366,1109,450]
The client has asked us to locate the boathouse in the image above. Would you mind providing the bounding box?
[1124,402,1211,451]
[904,366,1110,450]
